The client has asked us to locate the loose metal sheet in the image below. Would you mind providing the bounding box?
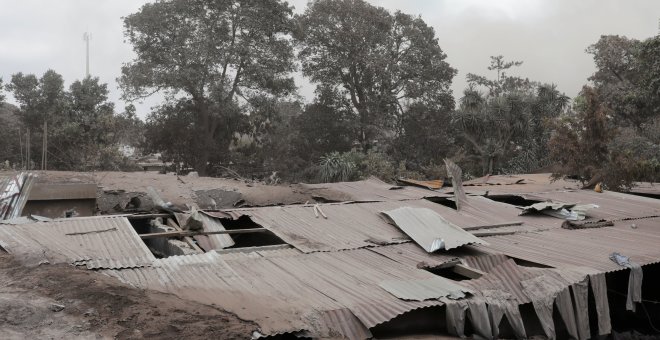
[382,207,487,252]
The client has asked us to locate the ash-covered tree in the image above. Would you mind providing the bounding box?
[453,56,569,175]
[0,77,5,102]
[548,35,660,189]
[587,35,660,129]
[296,0,456,150]
[121,0,296,175]
[7,71,126,170]
[293,86,356,163]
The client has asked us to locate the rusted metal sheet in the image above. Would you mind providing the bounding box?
[368,242,459,269]
[453,173,583,195]
[480,218,660,273]
[397,178,444,190]
[103,247,454,337]
[380,276,472,301]
[522,190,660,221]
[0,215,155,269]
[207,201,418,253]
[382,207,487,252]
[302,176,450,202]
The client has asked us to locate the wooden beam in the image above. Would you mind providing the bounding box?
[127,213,172,220]
[139,228,268,239]
[166,218,204,253]
[215,244,293,254]
[452,263,485,279]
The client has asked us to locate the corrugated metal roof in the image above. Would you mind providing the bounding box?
[382,207,487,252]
[302,176,449,202]
[397,178,444,190]
[0,215,155,269]
[630,182,660,196]
[207,201,418,253]
[480,217,660,273]
[207,197,560,254]
[368,242,459,269]
[521,190,660,221]
[103,246,454,337]
[0,172,36,220]
[452,173,583,195]
[380,276,472,301]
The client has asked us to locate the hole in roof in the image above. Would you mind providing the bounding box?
[425,266,473,281]
[424,197,457,210]
[127,214,289,258]
[219,216,288,248]
[511,257,554,268]
[625,192,660,200]
[484,195,543,207]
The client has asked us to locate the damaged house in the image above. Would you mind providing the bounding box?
[0,168,659,339]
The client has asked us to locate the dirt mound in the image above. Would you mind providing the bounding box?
[0,252,257,339]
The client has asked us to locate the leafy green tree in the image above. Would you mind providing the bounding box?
[121,0,296,175]
[296,0,456,149]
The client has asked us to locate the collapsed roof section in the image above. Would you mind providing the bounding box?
[0,172,658,339]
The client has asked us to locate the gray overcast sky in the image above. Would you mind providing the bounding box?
[1,0,658,119]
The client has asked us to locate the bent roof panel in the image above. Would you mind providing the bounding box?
[302,176,449,202]
[0,215,155,269]
[382,207,487,252]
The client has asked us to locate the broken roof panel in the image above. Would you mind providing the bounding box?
[481,218,660,273]
[397,178,444,190]
[382,207,487,252]
[302,176,449,202]
[0,172,36,220]
[522,190,660,221]
[454,173,583,195]
[207,201,421,253]
[0,215,155,269]
[380,276,472,301]
[104,246,451,337]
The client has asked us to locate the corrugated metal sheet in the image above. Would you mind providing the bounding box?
[207,201,417,253]
[522,190,660,221]
[207,197,559,253]
[380,276,472,301]
[452,173,583,195]
[630,182,660,196]
[397,178,444,190]
[302,176,449,202]
[103,246,453,337]
[368,242,459,269]
[0,172,36,220]
[382,207,487,252]
[0,215,155,269]
[480,218,660,273]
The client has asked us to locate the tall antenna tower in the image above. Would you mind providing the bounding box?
[83,32,91,77]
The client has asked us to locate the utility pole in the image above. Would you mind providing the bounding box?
[26,129,30,170]
[83,32,91,77]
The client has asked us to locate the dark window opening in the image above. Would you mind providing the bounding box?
[220,216,288,248]
[425,197,457,210]
[484,195,543,207]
